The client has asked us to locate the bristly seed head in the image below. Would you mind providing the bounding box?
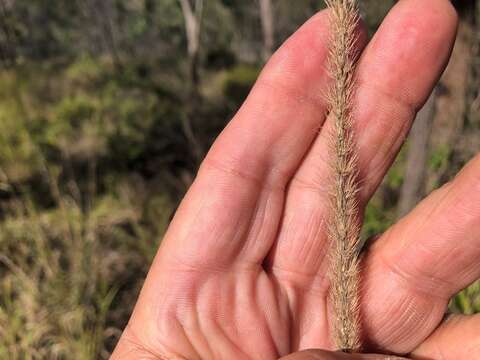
[325,0,362,353]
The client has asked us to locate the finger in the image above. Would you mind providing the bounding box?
[157,10,368,269]
[363,154,480,353]
[269,0,458,289]
[411,314,480,359]
[280,349,406,360]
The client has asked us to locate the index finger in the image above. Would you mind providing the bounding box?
[157,11,368,269]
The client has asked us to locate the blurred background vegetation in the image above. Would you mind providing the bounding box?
[0,0,478,358]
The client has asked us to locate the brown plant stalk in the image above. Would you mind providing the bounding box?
[325,0,362,353]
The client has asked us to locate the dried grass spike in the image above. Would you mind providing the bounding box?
[325,0,362,353]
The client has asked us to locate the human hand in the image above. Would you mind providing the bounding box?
[112,1,480,359]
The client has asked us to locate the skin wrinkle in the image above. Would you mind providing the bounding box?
[120,323,171,360]
[249,274,286,358]
[235,99,320,167]
[210,311,251,359]
[411,230,473,288]
[172,277,211,358]
[204,99,313,194]
[277,281,295,355]
[353,84,415,197]
[204,281,228,358]
[187,275,244,358]
[289,167,331,196]
[147,281,200,358]
[360,250,447,353]
[412,315,480,358]
[298,213,327,267]
[283,208,326,269]
[376,248,449,302]
[172,275,258,358]
[296,293,332,348]
[269,202,331,291]
[394,298,430,348]
[164,254,260,275]
[178,215,241,268]
[204,314,232,359]
[270,264,330,295]
[174,315,202,360]
[147,278,198,358]
[239,102,321,177]
[354,78,420,114]
[402,240,461,296]
[240,189,282,264]
[378,295,432,350]
[242,192,269,257]
[283,282,303,350]
[183,175,259,266]
[374,185,451,255]
[270,187,331,288]
[253,76,328,115]
[162,178,260,272]
[446,180,480,225]
[430,204,472,240]
[258,288,283,357]
[200,158,271,191]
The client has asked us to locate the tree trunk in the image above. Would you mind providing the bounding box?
[178,0,205,164]
[178,0,204,88]
[96,0,122,69]
[398,91,436,217]
[80,0,122,69]
[0,0,17,67]
[259,0,274,62]
[467,0,479,124]
[145,0,156,27]
[425,7,476,187]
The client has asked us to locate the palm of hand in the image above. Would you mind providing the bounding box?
[113,1,480,359]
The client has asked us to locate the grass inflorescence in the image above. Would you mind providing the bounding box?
[325,0,362,353]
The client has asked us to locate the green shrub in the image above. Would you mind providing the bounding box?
[451,281,480,315]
